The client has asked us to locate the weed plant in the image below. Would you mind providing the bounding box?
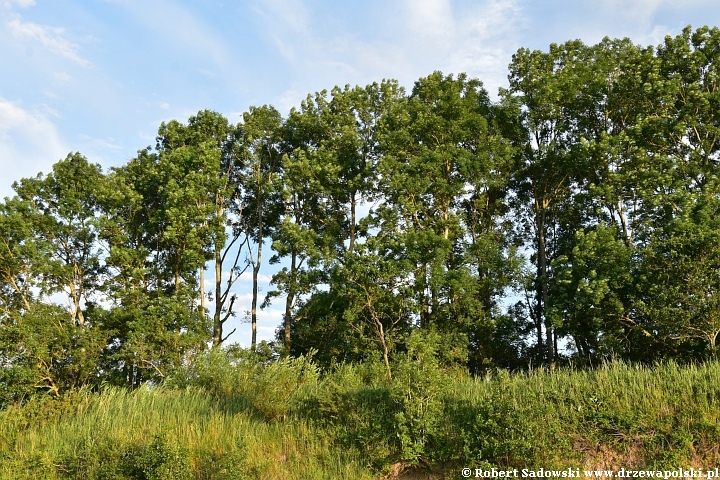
[2,351,720,478]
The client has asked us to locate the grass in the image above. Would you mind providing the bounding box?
[0,385,376,479]
[1,357,720,479]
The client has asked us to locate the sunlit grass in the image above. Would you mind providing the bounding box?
[2,359,720,478]
[0,385,375,479]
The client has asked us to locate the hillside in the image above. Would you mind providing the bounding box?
[2,353,719,479]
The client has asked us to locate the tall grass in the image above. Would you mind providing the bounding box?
[2,356,720,478]
[0,385,375,479]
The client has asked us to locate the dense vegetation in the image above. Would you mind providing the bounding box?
[3,25,720,476]
[2,354,720,478]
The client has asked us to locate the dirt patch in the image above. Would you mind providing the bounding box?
[574,435,646,470]
[382,462,449,480]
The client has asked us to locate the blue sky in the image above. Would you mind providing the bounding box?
[2,0,720,345]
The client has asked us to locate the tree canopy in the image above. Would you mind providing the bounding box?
[3,26,720,400]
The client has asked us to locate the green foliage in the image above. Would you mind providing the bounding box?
[297,358,399,467]
[636,195,720,359]
[8,29,720,441]
[3,357,720,476]
[126,433,193,480]
[0,304,107,404]
[167,346,318,421]
[550,223,635,363]
[103,294,209,386]
[390,329,452,464]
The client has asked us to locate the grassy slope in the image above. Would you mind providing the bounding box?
[1,360,720,479]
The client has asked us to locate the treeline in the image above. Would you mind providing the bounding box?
[2,26,720,400]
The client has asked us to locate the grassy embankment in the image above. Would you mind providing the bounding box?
[1,352,720,479]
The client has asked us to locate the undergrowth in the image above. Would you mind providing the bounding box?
[2,349,720,479]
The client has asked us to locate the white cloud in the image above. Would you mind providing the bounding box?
[401,0,454,47]
[52,71,71,82]
[258,0,524,108]
[0,98,68,198]
[443,0,525,94]
[7,17,91,66]
[255,0,311,40]
[75,134,124,165]
[250,0,314,74]
[519,0,720,55]
[1,0,35,8]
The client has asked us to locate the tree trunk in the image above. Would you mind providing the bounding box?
[349,192,356,253]
[213,245,223,346]
[251,240,262,351]
[199,266,205,313]
[374,315,392,380]
[535,208,548,362]
[283,250,297,355]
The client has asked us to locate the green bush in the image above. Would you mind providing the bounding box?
[166,346,319,421]
[247,353,319,421]
[126,432,193,480]
[390,329,451,465]
[300,359,398,468]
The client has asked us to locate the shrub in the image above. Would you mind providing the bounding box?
[166,346,319,421]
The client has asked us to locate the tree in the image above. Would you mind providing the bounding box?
[101,143,211,385]
[342,240,416,379]
[507,41,594,363]
[377,72,519,369]
[536,38,667,363]
[154,110,246,347]
[12,153,108,327]
[237,105,284,350]
[268,80,404,355]
[0,154,110,400]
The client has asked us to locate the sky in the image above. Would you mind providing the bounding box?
[2,0,720,346]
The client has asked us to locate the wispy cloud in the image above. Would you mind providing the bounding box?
[257,0,523,107]
[250,0,312,70]
[7,17,91,66]
[113,0,230,70]
[401,0,454,47]
[521,0,719,53]
[437,0,525,95]
[0,98,68,197]
[1,0,35,8]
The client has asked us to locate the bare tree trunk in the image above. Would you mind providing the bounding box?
[200,266,205,313]
[283,250,297,355]
[251,239,262,351]
[69,273,85,327]
[536,207,549,362]
[213,246,223,346]
[374,315,392,380]
[349,193,356,253]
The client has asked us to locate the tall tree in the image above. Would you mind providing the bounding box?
[154,110,246,347]
[101,140,212,385]
[1,154,110,400]
[628,26,720,360]
[238,105,284,350]
[542,38,665,363]
[376,72,518,368]
[12,153,108,327]
[268,80,404,355]
[506,42,590,363]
